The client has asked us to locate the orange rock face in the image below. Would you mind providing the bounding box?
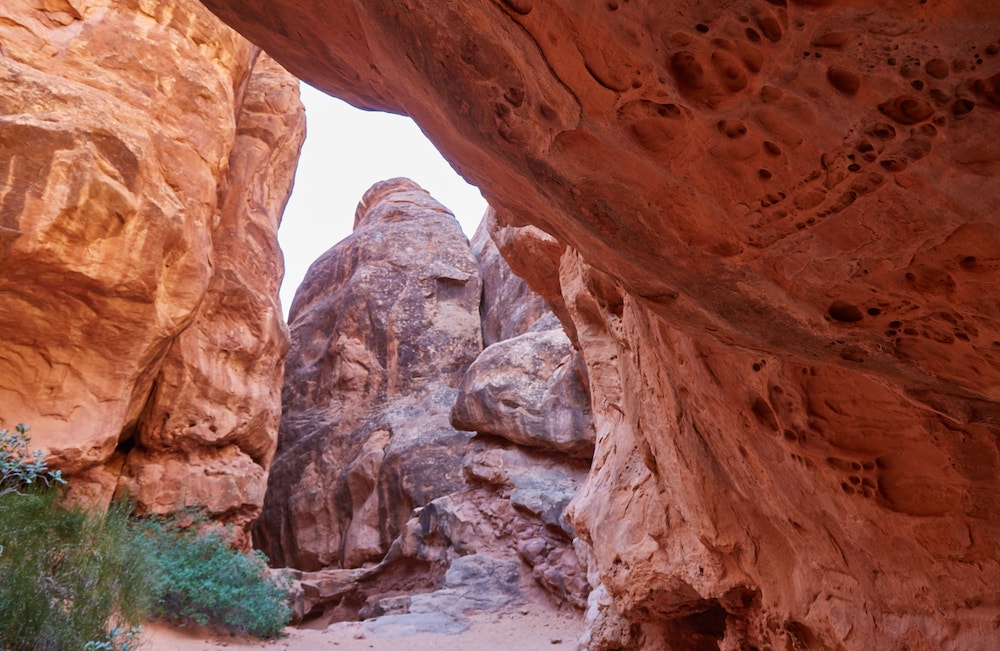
[202,1,1000,647]
[0,0,304,531]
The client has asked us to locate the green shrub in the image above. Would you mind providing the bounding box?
[0,422,64,497]
[0,422,291,644]
[137,516,292,638]
[0,490,151,651]
[0,422,146,650]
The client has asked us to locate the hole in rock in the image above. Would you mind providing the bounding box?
[690,604,728,638]
[115,434,136,454]
[278,84,487,317]
[828,301,863,322]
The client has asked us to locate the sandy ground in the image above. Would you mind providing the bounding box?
[143,604,583,651]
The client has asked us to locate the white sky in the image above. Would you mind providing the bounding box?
[277,84,489,316]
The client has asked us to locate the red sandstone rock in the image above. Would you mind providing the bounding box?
[388,438,591,611]
[198,1,1000,647]
[263,181,592,617]
[458,220,594,458]
[451,214,593,607]
[254,179,484,571]
[471,217,558,346]
[119,52,305,533]
[0,0,303,532]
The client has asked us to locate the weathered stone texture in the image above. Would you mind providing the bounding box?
[0,0,304,531]
[119,52,304,531]
[254,178,484,571]
[263,181,593,619]
[472,214,562,346]
[452,328,593,458]
[199,0,1000,647]
[457,218,594,459]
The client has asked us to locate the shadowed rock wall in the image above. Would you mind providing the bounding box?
[262,186,594,620]
[254,178,484,571]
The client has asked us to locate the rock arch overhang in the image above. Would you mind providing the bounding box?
[200,1,1000,647]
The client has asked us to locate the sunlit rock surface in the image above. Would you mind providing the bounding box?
[0,0,304,533]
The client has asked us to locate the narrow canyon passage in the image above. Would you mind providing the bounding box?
[260,178,593,627]
[2,0,999,648]
[197,1,1000,647]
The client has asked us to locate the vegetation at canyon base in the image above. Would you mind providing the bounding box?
[136,514,292,639]
[0,422,291,650]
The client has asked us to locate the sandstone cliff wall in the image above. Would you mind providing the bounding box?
[0,0,304,532]
[199,1,1000,647]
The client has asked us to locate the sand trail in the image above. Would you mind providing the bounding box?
[144,603,582,651]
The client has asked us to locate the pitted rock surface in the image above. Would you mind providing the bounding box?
[199,1,1000,647]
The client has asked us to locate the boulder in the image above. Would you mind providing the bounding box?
[388,440,591,611]
[452,329,594,458]
[407,553,523,615]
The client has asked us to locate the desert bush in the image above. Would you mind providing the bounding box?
[137,516,292,638]
[0,422,147,650]
[0,422,291,645]
[0,422,64,497]
[0,491,151,651]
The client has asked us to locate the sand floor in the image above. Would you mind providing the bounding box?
[144,604,583,651]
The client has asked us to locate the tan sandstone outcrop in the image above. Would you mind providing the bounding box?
[0,0,304,531]
[201,0,999,647]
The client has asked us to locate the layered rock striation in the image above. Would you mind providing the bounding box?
[201,1,1000,647]
[0,0,304,531]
